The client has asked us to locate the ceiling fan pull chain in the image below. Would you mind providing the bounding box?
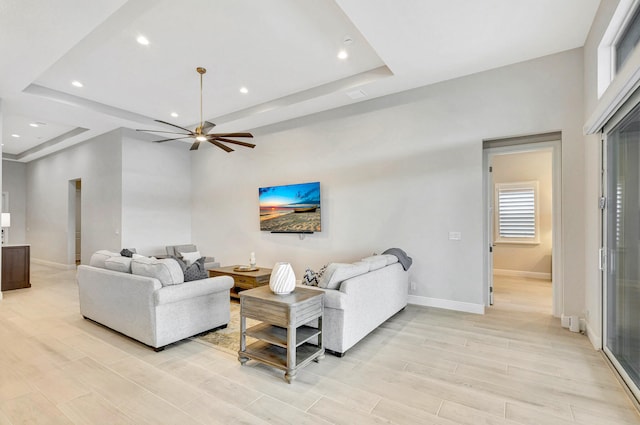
[199,68,203,132]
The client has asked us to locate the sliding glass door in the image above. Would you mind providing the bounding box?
[605,101,640,399]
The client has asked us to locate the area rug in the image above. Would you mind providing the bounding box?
[193,302,258,354]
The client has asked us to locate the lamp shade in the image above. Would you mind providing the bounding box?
[1,213,10,228]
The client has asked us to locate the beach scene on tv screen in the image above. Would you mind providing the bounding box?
[259,182,321,232]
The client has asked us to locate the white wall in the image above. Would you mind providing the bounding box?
[25,129,194,265]
[492,150,553,277]
[583,0,621,348]
[121,131,192,256]
[192,48,586,314]
[2,160,27,244]
[26,130,122,266]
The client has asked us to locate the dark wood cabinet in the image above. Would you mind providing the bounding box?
[2,245,30,291]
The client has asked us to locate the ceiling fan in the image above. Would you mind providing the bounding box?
[136,67,255,152]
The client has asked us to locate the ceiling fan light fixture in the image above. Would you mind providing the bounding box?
[136,66,255,153]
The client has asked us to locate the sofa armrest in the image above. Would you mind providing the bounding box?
[154,276,233,305]
[77,265,163,346]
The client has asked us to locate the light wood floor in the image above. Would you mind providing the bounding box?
[0,266,638,425]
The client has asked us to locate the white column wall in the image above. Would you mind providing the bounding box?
[121,132,192,256]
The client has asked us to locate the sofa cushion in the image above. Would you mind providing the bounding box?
[104,256,132,273]
[360,255,388,271]
[167,244,197,257]
[380,254,399,265]
[89,250,121,269]
[131,256,184,286]
[179,250,201,266]
[318,262,369,290]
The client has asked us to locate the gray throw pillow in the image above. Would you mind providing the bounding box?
[174,256,208,282]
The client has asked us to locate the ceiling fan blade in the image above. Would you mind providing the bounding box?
[153,136,194,143]
[208,132,253,138]
[155,119,195,134]
[202,121,216,134]
[212,137,256,148]
[190,141,200,151]
[208,139,234,152]
[136,129,192,136]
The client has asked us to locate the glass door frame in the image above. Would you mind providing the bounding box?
[602,88,640,402]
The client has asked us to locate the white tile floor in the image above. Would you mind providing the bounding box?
[0,265,637,424]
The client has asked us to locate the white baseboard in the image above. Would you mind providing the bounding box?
[32,258,76,270]
[408,295,485,315]
[586,322,602,350]
[493,269,551,280]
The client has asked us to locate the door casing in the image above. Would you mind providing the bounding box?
[482,139,562,316]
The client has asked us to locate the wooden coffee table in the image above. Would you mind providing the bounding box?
[208,265,272,299]
[238,285,324,383]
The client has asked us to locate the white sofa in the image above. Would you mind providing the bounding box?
[77,251,233,351]
[305,254,410,356]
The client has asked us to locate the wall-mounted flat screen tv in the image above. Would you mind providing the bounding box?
[259,181,321,233]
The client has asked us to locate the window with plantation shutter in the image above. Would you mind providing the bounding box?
[494,181,539,244]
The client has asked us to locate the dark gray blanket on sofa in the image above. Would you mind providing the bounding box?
[383,248,413,271]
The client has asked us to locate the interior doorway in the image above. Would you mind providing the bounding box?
[483,134,562,316]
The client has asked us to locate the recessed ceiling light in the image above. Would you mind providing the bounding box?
[136,35,150,45]
[71,80,83,88]
[337,50,348,60]
[11,134,20,138]
[239,87,249,94]
[29,123,39,127]
[170,112,179,118]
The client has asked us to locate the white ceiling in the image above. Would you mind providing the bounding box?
[0,0,601,162]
